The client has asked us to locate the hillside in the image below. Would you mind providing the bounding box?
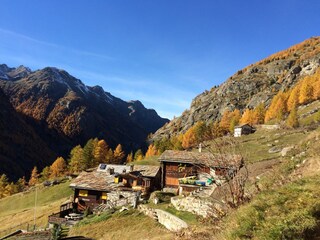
[152,37,320,140]
[0,65,168,180]
[0,88,61,180]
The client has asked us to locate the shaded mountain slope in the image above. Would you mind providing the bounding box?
[0,66,168,150]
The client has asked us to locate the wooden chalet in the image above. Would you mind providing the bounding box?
[158,150,243,193]
[69,164,160,211]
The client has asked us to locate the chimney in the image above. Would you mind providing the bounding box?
[199,143,202,153]
[108,167,114,175]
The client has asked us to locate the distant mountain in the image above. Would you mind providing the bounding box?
[0,65,168,179]
[152,37,320,140]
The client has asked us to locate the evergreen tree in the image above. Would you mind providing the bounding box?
[29,166,39,186]
[83,138,98,168]
[220,110,233,133]
[287,87,300,112]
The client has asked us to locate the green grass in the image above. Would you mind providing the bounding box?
[0,180,73,217]
[223,175,320,240]
[69,209,174,240]
[133,155,160,166]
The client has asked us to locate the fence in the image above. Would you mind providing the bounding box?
[0,221,48,239]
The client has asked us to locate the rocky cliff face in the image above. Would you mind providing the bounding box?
[153,37,320,140]
[0,65,168,179]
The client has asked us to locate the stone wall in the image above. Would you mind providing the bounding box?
[171,196,226,218]
[138,205,188,232]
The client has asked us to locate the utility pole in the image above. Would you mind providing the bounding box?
[33,186,37,231]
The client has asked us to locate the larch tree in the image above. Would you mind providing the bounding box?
[105,148,114,163]
[28,166,39,186]
[94,140,109,164]
[145,144,159,157]
[240,109,254,125]
[50,157,67,178]
[126,152,134,163]
[287,87,300,112]
[220,110,233,133]
[253,103,266,124]
[134,149,144,161]
[286,107,299,129]
[40,166,52,181]
[68,145,85,173]
[299,78,313,104]
[0,174,9,198]
[113,144,125,164]
[182,126,197,149]
[229,109,241,132]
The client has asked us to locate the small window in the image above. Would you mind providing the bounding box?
[79,190,88,197]
[101,192,108,200]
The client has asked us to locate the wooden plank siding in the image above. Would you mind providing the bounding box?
[162,162,210,188]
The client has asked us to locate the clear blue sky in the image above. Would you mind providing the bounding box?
[0,0,319,119]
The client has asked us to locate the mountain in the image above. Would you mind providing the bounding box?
[0,88,60,180]
[0,65,168,179]
[152,37,320,140]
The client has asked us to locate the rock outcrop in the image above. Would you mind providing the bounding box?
[152,37,320,140]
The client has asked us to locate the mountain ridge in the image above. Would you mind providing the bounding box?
[0,65,168,180]
[152,37,320,140]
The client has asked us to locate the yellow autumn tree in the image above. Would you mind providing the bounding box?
[240,108,254,125]
[113,144,125,164]
[126,152,133,163]
[28,166,39,186]
[229,109,241,132]
[182,126,197,149]
[265,91,288,122]
[94,139,109,164]
[252,103,266,124]
[145,144,159,157]
[286,107,299,129]
[299,77,313,104]
[220,110,233,133]
[287,87,300,112]
[50,157,67,178]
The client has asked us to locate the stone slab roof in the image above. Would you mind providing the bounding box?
[158,150,213,164]
[70,164,160,191]
[158,150,243,168]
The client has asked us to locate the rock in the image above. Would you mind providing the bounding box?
[268,146,282,153]
[281,146,294,156]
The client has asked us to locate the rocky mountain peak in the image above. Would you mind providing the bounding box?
[152,37,320,140]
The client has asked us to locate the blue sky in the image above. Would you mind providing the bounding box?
[0,0,319,119]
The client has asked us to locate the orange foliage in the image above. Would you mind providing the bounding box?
[145,144,159,157]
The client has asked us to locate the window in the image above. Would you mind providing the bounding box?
[101,192,108,200]
[79,190,88,197]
